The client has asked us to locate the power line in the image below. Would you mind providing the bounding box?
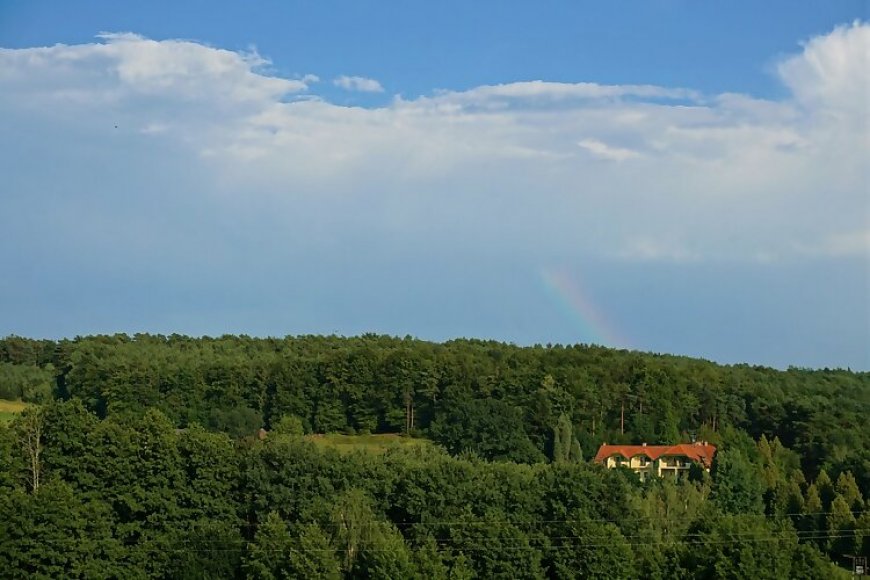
[230,509,866,529]
[166,523,869,544]
[100,528,868,553]
[116,532,865,554]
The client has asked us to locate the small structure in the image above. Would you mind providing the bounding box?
[593,442,716,480]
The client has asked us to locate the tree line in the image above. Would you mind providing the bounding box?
[1,400,866,578]
[0,332,868,576]
[1,333,866,485]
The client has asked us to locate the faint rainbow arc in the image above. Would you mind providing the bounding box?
[540,267,630,349]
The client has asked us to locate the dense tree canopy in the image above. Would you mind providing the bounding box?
[0,333,866,576]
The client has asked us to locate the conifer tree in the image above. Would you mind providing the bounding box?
[802,484,824,551]
[244,512,292,580]
[834,471,863,511]
[552,413,582,464]
[826,494,857,558]
[815,469,835,509]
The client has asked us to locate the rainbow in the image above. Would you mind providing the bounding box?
[540,267,629,349]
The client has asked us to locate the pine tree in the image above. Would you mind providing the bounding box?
[413,537,449,579]
[569,437,584,463]
[552,413,581,464]
[288,523,341,580]
[826,494,857,558]
[834,471,864,511]
[815,470,835,510]
[243,512,293,580]
[802,483,824,551]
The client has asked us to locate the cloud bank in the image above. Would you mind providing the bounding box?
[0,23,867,368]
[1,24,866,264]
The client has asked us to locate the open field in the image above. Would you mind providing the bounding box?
[304,432,433,454]
[0,399,29,424]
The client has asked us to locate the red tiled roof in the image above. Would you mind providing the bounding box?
[594,442,717,467]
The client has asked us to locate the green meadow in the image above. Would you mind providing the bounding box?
[304,432,433,454]
[0,399,29,424]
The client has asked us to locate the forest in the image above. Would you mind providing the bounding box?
[0,333,867,578]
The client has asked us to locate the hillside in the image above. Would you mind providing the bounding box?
[0,333,867,576]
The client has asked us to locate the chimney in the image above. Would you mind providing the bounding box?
[642,442,647,447]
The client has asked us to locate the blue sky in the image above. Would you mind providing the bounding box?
[1,2,868,369]
[2,1,865,98]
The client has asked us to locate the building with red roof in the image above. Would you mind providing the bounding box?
[594,442,716,480]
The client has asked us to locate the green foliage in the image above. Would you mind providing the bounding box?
[0,423,20,490]
[856,511,870,566]
[833,471,864,511]
[412,536,450,579]
[170,519,244,580]
[430,397,545,463]
[176,425,239,520]
[551,518,635,580]
[207,405,262,439]
[801,483,825,550]
[0,400,850,578]
[331,488,376,572]
[289,523,342,580]
[350,520,415,579]
[0,333,865,577]
[681,513,799,580]
[444,508,545,579]
[826,495,858,557]
[0,362,54,403]
[711,448,765,514]
[3,332,864,493]
[244,511,295,580]
[271,413,305,437]
[0,481,127,579]
[447,553,475,580]
[244,513,340,580]
[816,469,836,508]
[552,412,582,464]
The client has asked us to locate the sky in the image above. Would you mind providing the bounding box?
[0,1,868,370]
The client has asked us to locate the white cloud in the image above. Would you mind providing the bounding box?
[0,25,867,267]
[778,21,870,120]
[577,138,642,161]
[0,32,312,108]
[616,238,701,263]
[795,230,870,258]
[429,80,699,104]
[333,75,384,93]
[140,122,169,134]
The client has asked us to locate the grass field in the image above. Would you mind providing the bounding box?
[0,399,29,424]
[304,432,433,454]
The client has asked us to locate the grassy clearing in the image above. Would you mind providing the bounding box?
[304,432,433,454]
[0,399,29,425]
